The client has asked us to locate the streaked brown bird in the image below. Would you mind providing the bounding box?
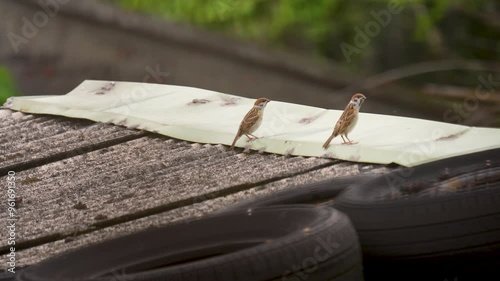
[322,93,366,149]
[231,97,270,150]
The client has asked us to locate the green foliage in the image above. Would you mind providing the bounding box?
[0,66,18,106]
[414,0,449,41]
[109,0,391,59]
[107,0,497,69]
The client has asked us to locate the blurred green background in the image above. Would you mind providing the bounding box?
[0,65,18,105]
[109,0,499,85]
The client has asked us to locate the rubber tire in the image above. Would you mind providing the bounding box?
[332,148,500,280]
[18,205,364,281]
[0,266,26,280]
[0,271,16,281]
[218,174,379,214]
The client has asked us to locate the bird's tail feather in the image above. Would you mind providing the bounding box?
[322,134,335,149]
[231,134,241,150]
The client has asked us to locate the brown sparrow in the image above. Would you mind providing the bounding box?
[231,97,270,150]
[322,93,366,149]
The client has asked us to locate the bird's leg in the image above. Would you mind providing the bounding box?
[341,135,349,145]
[345,134,358,145]
[245,134,259,142]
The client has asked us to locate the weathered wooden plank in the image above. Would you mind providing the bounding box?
[0,110,147,174]
[0,162,389,268]
[0,134,341,247]
[0,111,91,145]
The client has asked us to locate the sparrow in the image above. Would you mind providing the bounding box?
[231,97,270,150]
[322,93,366,149]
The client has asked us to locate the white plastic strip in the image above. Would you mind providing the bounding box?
[4,80,499,167]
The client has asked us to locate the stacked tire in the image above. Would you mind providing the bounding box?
[333,148,500,280]
[17,206,364,281]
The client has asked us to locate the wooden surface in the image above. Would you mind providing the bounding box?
[0,109,390,268]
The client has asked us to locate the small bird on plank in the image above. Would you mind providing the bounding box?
[323,93,366,149]
[231,97,270,150]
